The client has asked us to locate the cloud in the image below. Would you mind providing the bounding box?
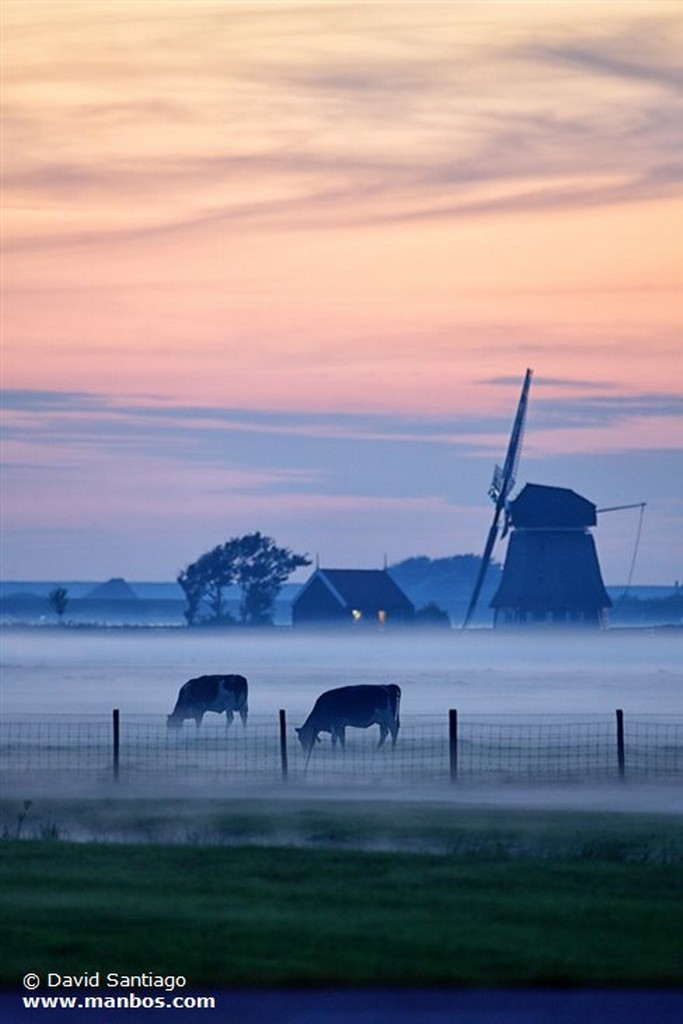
[5,6,683,252]
[3,388,681,475]
[528,36,683,95]
[484,376,619,391]
[1,389,110,412]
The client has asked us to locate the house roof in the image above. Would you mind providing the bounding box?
[84,577,138,601]
[294,568,414,612]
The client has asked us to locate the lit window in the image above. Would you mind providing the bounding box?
[351,609,362,621]
[378,610,387,625]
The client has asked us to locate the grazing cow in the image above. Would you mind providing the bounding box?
[167,674,248,729]
[296,684,401,763]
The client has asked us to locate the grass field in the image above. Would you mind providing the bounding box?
[2,797,682,989]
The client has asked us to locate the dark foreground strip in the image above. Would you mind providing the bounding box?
[2,989,683,1023]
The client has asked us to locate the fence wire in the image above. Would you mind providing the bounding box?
[458,719,618,780]
[1,712,682,787]
[624,718,683,778]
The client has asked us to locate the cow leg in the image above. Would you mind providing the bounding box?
[239,707,248,727]
[194,713,203,729]
[389,720,399,747]
[331,726,346,751]
[377,722,388,748]
[225,710,234,728]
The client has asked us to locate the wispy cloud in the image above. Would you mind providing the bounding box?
[528,28,683,95]
[3,387,681,467]
[5,6,682,252]
[485,376,619,390]
[532,394,683,430]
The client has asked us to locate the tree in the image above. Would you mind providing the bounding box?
[178,542,241,625]
[414,601,451,628]
[47,586,69,623]
[178,533,311,627]
[234,532,311,626]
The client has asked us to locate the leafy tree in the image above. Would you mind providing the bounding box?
[178,542,242,625]
[178,532,310,627]
[47,586,69,623]
[234,532,311,626]
[177,564,205,626]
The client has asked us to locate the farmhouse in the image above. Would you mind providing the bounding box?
[292,568,415,628]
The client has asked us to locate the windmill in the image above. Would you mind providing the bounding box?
[463,368,532,628]
[490,482,613,627]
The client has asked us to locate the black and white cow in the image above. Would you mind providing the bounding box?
[167,674,248,729]
[296,684,401,762]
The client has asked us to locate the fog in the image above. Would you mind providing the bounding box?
[2,626,680,719]
[2,627,682,820]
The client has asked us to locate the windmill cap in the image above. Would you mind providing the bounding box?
[509,483,597,529]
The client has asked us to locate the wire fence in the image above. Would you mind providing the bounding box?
[1,710,682,788]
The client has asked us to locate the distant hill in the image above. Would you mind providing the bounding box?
[389,554,503,627]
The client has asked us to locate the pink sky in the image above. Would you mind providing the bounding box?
[2,2,682,584]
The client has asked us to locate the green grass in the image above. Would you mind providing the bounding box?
[2,837,682,988]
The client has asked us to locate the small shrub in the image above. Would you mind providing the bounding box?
[38,822,62,842]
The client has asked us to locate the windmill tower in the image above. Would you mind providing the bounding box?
[463,369,612,629]
[490,483,612,627]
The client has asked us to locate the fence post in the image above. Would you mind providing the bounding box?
[279,709,289,782]
[616,708,625,779]
[112,708,120,782]
[449,709,458,783]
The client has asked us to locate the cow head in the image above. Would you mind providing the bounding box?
[295,725,310,749]
[295,725,321,769]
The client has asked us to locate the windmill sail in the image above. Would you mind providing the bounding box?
[462,368,533,628]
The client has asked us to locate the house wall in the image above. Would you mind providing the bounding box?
[291,578,347,625]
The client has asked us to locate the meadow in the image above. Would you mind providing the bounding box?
[2,800,682,989]
[1,627,681,992]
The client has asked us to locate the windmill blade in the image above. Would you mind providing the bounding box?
[498,367,533,506]
[462,368,533,628]
[462,507,503,629]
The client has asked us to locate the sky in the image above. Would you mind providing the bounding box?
[2,0,682,586]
